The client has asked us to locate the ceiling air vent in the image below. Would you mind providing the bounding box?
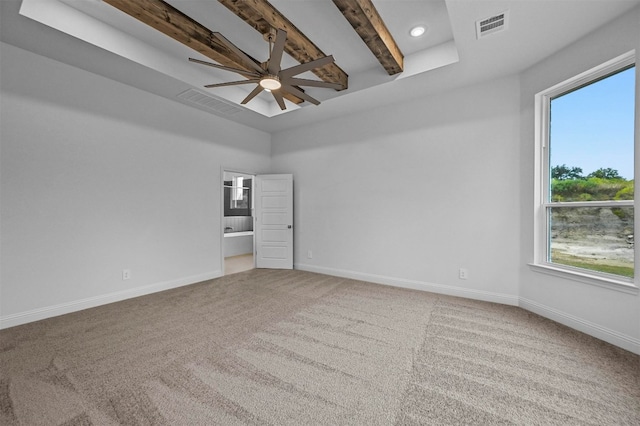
[476,10,509,39]
[176,89,243,116]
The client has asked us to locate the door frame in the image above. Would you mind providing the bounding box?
[220,167,257,276]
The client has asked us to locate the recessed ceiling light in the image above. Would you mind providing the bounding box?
[410,26,426,37]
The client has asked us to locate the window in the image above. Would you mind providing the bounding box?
[224,177,252,216]
[534,52,636,287]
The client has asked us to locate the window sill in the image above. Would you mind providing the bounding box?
[528,263,639,295]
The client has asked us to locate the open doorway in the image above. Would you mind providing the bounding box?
[223,170,255,275]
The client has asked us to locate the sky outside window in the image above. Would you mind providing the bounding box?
[550,66,635,180]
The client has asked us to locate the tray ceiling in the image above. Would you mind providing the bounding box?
[4,0,638,133]
[19,0,458,118]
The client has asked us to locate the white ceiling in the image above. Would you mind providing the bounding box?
[1,0,639,133]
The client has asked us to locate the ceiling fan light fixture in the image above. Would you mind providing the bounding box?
[192,29,336,110]
[259,75,281,91]
[410,25,426,37]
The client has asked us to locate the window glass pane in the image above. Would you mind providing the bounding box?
[549,206,634,278]
[233,188,250,209]
[549,66,635,202]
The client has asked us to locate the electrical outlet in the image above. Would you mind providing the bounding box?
[307,250,313,259]
[122,269,131,280]
[459,268,468,280]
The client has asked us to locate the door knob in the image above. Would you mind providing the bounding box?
[288,225,292,229]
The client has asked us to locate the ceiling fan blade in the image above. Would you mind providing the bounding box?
[279,55,335,78]
[212,32,264,74]
[272,90,287,110]
[241,85,265,104]
[285,77,342,90]
[268,29,287,75]
[204,79,260,88]
[189,58,261,78]
[282,84,321,106]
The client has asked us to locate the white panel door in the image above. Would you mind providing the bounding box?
[255,174,293,269]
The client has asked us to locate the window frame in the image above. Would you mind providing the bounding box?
[532,51,638,292]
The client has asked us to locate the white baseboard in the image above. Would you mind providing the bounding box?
[519,297,640,355]
[295,263,520,306]
[0,270,222,330]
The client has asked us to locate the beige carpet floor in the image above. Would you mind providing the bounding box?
[1,269,638,425]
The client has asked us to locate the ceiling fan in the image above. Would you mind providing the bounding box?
[189,29,342,110]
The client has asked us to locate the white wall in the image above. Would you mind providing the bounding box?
[272,75,522,305]
[518,8,640,353]
[0,43,271,327]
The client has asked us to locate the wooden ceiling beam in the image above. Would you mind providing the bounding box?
[332,0,404,75]
[218,0,349,91]
[104,0,250,72]
[103,0,304,104]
